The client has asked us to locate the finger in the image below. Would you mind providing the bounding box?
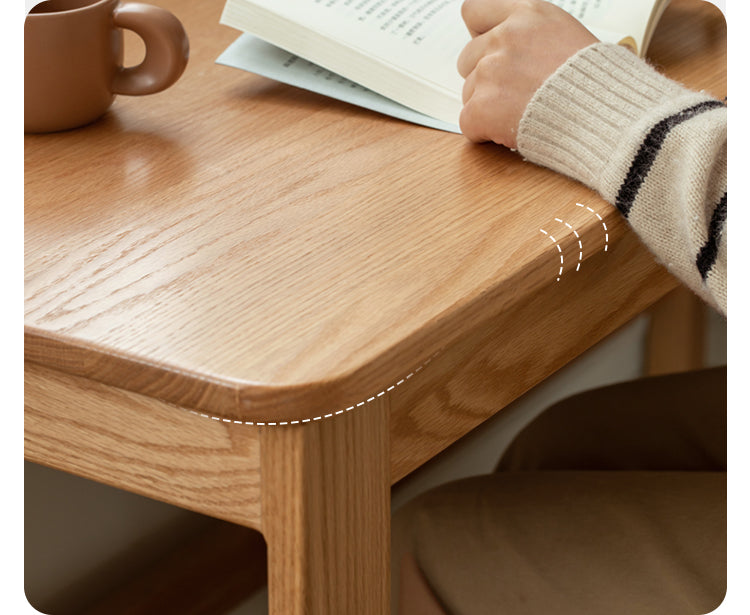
[457,32,491,78]
[462,68,477,104]
[458,98,491,143]
[461,0,516,37]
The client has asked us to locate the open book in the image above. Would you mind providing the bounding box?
[218,0,671,131]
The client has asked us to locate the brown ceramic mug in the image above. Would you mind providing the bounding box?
[25,0,189,133]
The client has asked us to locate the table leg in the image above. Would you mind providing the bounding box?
[645,286,707,376]
[260,397,390,614]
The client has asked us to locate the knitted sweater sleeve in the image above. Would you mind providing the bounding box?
[517,42,727,315]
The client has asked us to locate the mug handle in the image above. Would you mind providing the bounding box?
[112,2,189,96]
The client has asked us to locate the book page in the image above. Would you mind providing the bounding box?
[245,0,469,93]
[306,0,462,49]
[548,0,612,23]
[547,0,667,52]
[217,33,461,132]
[220,0,667,122]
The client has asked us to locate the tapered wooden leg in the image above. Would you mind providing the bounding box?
[260,398,390,614]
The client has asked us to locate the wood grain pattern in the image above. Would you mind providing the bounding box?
[261,397,390,614]
[24,3,725,613]
[24,0,725,423]
[25,363,263,530]
[390,205,678,482]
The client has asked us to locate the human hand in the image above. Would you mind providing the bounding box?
[457,0,598,148]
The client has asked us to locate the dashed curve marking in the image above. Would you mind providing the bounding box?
[539,228,564,281]
[576,203,609,252]
[186,352,440,426]
[554,218,583,272]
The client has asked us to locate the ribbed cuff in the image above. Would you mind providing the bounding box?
[517,43,711,198]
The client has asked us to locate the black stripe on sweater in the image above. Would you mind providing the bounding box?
[696,192,727,280]
[615,100,726,217]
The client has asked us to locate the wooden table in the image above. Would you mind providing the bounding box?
[24,1,726,612]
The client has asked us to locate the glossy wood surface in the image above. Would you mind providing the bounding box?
[24,2,726,612]
[25,363,263,529]
[261,397,390,614]
[25,0,726,423]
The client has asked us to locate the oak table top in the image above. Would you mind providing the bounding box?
[25,0,726,426]
[24,4,726,610]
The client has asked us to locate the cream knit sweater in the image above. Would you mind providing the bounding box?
[517,43,727,315]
